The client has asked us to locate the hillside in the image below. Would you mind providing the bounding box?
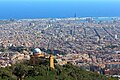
[0,61,117,80]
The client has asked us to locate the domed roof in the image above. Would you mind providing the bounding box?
[33,48,41,54]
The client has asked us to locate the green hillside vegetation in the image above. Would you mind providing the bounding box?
[0,61,118,80]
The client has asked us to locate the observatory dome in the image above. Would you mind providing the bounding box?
[33,48,41,54]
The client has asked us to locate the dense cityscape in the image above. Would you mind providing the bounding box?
[0,17,120,79]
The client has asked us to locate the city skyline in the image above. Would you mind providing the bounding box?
[0,0,120,79]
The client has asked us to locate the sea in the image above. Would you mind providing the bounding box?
[0,1,120,19]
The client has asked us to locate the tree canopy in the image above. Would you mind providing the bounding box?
[0,60,118,80]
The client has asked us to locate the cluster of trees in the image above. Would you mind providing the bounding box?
[0,60,118,80]
[0,45,118,80]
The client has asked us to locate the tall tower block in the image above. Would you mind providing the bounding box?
[49,54,54,69]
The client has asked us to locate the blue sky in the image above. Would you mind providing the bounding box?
[0,0,120,2]
[0,0,120,4]
[0,0,120,19]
